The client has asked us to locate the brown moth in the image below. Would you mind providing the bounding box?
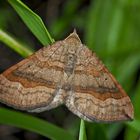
[0,31,134,122]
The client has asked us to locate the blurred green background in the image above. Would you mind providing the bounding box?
[0,0,140,140]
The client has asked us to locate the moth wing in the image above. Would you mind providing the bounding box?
[0,41,66,112]
[65,45,133,122]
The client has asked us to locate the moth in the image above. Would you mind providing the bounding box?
[0,31,134,122]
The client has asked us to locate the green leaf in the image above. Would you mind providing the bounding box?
[0,107,75,140]
[8,0,54,45]
[0,29,33,57]
[79,120,87,140]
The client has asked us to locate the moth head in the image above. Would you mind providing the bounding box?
[65,30,82,46]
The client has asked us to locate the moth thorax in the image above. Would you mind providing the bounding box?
[64,53,77,76]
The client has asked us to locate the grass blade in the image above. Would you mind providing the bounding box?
[0,107,75,140]
[124,79,140,140]
[8,0,54,45]
[79,120,87,140]
[0,29,33,57]
[126,120,140,132]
